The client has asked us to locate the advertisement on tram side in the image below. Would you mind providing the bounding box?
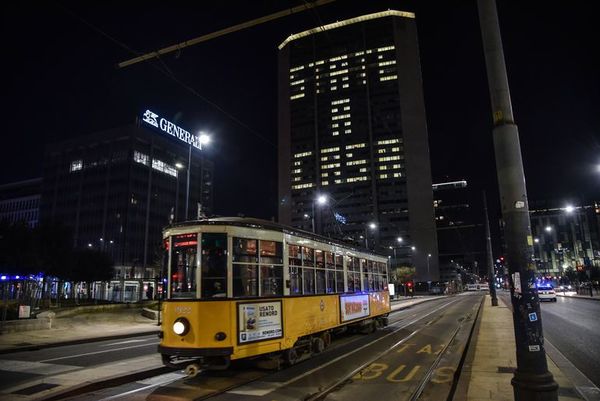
[340,294,370,322]
[237,300,283,344]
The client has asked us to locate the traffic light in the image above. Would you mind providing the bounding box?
[407,281,413,288]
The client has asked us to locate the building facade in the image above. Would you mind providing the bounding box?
[530,200,600,277]
[0,178,42,227]
[277,11,438,281]
[41,118,213,279]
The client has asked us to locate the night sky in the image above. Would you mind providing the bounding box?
[3,1,599,221]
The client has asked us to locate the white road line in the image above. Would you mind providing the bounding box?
[39,342,159,363]
[97,372,186,401]
[101,339,155,347]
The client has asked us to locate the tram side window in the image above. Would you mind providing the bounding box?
[259,240,283,296]
[233,237,258,297]
[315,250,326,293]
[201,233,228,298]
[170,233,198,299]
[288,245,302,295]
[302,247,315,294]
[347,256,358,292]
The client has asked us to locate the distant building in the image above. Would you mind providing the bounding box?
[0,178,42,227]
[433,180,486,284]
[40,115,213,279]
[529,200,600,277]
[277,10,438,281]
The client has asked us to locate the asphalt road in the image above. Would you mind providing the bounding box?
[0,334,159,392]
[539,296,600,387]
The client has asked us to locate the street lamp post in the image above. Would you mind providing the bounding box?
[184,133,210,221]
[364,222,377,249]
[478,0,558,398]
[311,194,328,233]
[175,162,184,222]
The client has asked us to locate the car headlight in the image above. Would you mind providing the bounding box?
[173,317,190,336]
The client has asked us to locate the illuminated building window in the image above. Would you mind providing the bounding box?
[379,174,388,179]
[316,60,324,65]
[392,147,401,152]
[359,167,368,173]
[330,79,337,84]
[133,151,148,166]
[346,143,366,150]
[346,153,353,158]
[331,86,337,91]
[321,156,328,161]
[366,49,373,54]
[343,106,351,111]
[378,149,387,154]
[342,76,349,81]
[378,55,384,59]
[344,121,351,126]
[331,108,338,113]
[347,159,367,166]
[378,60,396,67]
[362,80,367,84]
[294,161,302,166]
[344,129,352,134]
[380,75,398,82]
[290,65,304,72]
[377,45,395,52]
[332,114,351,121]
[334,171,341,176]
[292,168,302,174]
[293,177,302,182]
[342,84,349,88]
[335,179,345,184]
[332,98,350,105]
[347,176,369,183]
[292,183,315,189]
[152,159,177,177]
[70,159,83,172]
[378,156,401,162]
[377,138,400,145]
[294,151,312,158]
[322,181,329,186]
[393,164,402,169]
[321,172,328,177]
[330,69,348,77]
[379,165,388,170]
[332,131,339,136]
[321,147,340,153]
[291,79,305,86]
[355,51,364,56]
[332,123,339,128]
[330,64,337,69]
[393,172,402,178]
[321,163,341,169]
[291,93,305,100]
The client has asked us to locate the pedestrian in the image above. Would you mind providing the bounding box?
[147,285,154,300]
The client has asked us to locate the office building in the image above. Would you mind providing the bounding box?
[0,178,42,227]
[41,113,213,278]
[277,10,438,280]
[529,200,600,276]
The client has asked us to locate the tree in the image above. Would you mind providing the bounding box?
[393,266,416,283]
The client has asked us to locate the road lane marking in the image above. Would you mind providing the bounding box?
[39,342,159,363]
[101,339,155,347]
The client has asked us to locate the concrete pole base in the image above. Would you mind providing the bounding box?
[511,370,558,401]
[491,297,498,306]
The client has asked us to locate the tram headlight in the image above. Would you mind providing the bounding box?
[173,317,190,336]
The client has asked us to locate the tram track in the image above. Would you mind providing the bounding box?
[141,297,473,401]
[66,295,481,401]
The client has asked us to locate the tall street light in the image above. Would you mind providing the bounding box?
[478,0,558,398]
[174,162,184,222]
[364,222,377,249]
[311,194,328,233]
[184,133,210,220]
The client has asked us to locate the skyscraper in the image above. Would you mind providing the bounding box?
[277,10,438,281]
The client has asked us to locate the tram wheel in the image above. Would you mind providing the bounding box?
[321,331,331,348]
[283,347,299,366]
[312,337,325,354]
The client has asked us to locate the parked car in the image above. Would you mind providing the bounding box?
[537,284,557,302]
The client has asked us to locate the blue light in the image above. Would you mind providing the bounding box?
[0,275,6,280]
[15,275,20,279]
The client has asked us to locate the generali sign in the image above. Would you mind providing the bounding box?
[142,109,202,150]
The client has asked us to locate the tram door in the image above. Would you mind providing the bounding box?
[201,233,228,297]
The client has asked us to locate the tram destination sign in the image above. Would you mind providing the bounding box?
[141,109,203,150]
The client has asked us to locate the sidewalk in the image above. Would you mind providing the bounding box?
[0,307,159,353]
[456,294,597,401]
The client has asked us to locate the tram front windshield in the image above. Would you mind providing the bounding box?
[168,232,228,299]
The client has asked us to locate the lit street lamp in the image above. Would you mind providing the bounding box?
[311,194,328,233]
[364,222,377,249]
[184,133,210,220]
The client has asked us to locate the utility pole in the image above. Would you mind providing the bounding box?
[477,1,558,400]
[483,191,498,306]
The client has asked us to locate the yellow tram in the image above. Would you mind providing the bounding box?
[158,217,391,371]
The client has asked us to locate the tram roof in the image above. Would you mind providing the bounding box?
[165,217,386,259]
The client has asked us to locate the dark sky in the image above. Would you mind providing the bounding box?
[2,1,599,221]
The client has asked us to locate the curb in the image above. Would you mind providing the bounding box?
[0,329,160,355]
